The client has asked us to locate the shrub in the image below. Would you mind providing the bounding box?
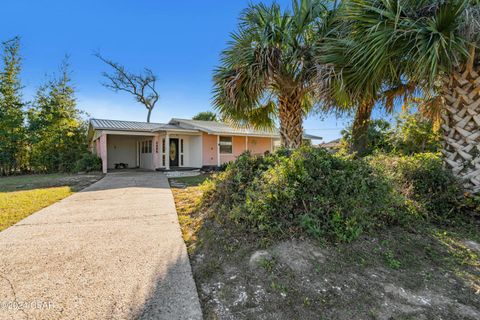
[339,112,441,157]
[339,119,392,156]
[390,113,441,155]
[74,153,102,173]
[368,153,462,222]
[203,147,404,242]
[202,151,284,213]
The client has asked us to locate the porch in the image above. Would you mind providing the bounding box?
[94,131,203,173]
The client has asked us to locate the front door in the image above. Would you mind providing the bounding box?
[169,139,179,167]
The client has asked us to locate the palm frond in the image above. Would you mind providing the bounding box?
[213,0,332,133]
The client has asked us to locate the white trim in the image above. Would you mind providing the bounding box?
[217,135,220,167]
[102,130,156,137]
[179,138,184,167]
[165,133,170,170]
[218,136,233,155]
[153,129,201,135]
[161,137,166,167]
[200,134,203,167]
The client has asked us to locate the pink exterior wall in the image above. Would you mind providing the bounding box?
[95,139,101,155]
[219,136,247,164]
[202,133,273,166]
[99,134,108,173]
[202,133,218,166]
[247,137,273,155]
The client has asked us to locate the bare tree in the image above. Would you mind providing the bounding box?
[96,53,159,122]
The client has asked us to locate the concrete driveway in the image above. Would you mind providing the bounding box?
[0,172,202,320]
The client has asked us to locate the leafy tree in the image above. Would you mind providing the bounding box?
[340,119,392,156]
[324,0,480,191]
[213,0,332,148]
[192,111,217,121]
[28,59,87,172]
[390,112,441,155]
[0,37,25,175]
[340,111,441,157]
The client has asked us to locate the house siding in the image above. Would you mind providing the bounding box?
[99,134,108,174]
[203,134,273,166]
[107,135,138,169]
[219,136,247,164]
[202,133,218,166]
[248,137,272,155]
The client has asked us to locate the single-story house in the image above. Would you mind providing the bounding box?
[88,118,322,173]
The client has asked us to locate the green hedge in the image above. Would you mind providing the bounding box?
[202,147,466,242]
[367,153,462,222]
[74,153,102,173]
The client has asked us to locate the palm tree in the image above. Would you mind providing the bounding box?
[192,111,218,121]
[324,0,480,190]
[213,0,332,148]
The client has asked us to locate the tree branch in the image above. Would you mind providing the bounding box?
[95,52,160,122]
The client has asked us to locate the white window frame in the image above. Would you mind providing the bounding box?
[219,136,233,155]
[180,138,184,166]
[162,138,166,167]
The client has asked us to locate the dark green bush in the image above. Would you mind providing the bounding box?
[74,152,102,173]
[203,151,283,212]
[202,148,469,242]
[368,153,462,222]
[203,147,405,242]
[243,147,403,241]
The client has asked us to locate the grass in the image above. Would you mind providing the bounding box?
[169,174,211,249]
[0,173,103,232]
[169,173,480,319]
[0,173,68,192]
[0,187,73,231]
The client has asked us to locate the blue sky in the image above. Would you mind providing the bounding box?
[0,0,393,142]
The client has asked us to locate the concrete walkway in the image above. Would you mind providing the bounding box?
[0,172,203,320]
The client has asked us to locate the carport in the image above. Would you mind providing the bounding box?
[106,134,157,171]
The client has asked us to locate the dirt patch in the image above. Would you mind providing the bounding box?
[0,173,104,192]
[169,176,480,319]
[191,226,479,320]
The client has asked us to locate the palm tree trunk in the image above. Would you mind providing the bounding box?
[278,92,304,148]
[441,60,480,193]
[350,101,374,156]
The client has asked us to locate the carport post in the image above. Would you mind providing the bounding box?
[100,134,108,174]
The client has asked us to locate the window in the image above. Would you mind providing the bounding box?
[179,139,185,167]
[140,140,153,154]
[161,139,166,166]
[219,136,233,154]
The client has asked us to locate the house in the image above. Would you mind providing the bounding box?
[320,138,342,152]
[88,118,322,173]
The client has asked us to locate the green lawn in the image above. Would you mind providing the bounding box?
[0,173,103,231]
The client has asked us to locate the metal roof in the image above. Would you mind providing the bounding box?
[170,118,322,140]
[90,118,322,140]
[90,119,164,132]
[169,118,278,137]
